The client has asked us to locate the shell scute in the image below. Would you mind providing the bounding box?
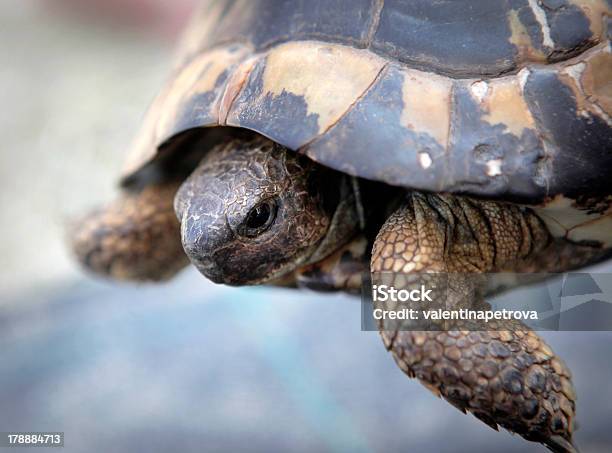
[523,57,612,199]
[210,0,378,50]
[304,65,449,189]
[226,41,386,150]
[122,45,249,176]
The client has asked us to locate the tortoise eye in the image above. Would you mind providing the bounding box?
[239,199,278,238]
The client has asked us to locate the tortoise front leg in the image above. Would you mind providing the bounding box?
[71,182,188,281]
[371,192,578,453]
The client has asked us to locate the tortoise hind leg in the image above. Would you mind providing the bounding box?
[71,182,188,281]
[371,192,579,453]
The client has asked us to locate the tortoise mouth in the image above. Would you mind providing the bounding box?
[188,256,226,284]
[187,251,299,286]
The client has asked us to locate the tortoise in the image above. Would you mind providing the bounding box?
[71,0,612,451]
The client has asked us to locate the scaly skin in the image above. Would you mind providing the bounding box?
[72,136,609,452]
[370,192,609,453]
[174,136,358,285]
[71,182,188,281]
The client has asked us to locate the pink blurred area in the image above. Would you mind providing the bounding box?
[43,0,198,38]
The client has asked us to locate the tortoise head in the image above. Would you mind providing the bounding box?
[175,135,355,285]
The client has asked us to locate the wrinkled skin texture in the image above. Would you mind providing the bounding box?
[174,136,357,285]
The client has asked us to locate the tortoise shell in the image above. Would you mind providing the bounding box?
[123,0,611,210]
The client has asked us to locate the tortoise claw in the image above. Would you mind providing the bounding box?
[544,435,579,453]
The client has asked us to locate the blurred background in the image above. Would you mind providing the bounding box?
[1,1,611,452]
